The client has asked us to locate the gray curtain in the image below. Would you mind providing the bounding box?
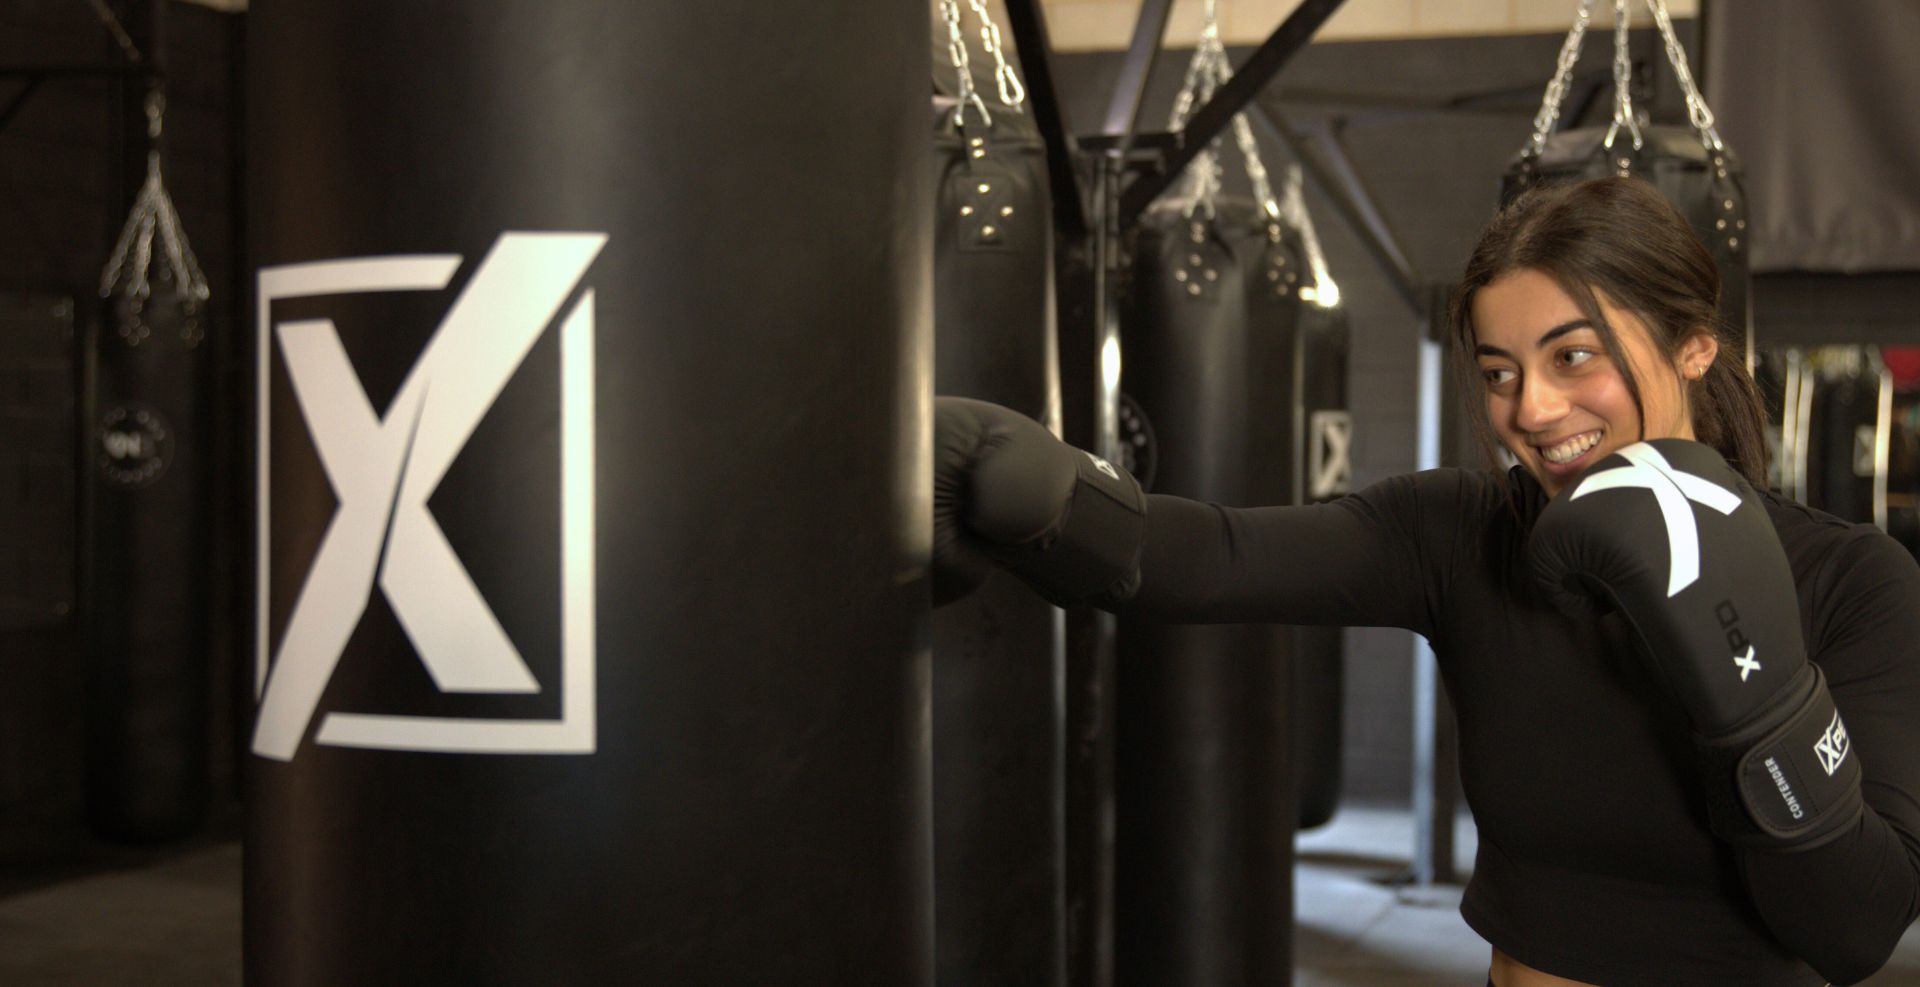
[1705,1,1920,273]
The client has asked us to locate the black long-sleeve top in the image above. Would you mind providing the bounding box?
[1113,467,1920,986]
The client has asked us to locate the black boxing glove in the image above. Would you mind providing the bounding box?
[1529,439,1863,850]
[933,397,1147,608]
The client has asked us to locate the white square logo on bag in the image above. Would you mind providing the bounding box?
[1308,410,1352,500]
[253,233,602,761]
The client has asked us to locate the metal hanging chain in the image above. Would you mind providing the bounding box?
[1281,165,1341,307]
[1527,0,1722,159]
[1644,0,1723,150]
[100,86,210,347]
[1525,0,1597,159]
[1205,39,1282,223]
[964,0,1027,111]
[83,0,145,64]
[1168,24,1215,129]
[1183,67,1225,219]
[940,0,992,129]
[1168,0,1229,219]
[1603,0,1645,152]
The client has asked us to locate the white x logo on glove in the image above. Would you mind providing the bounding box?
[1570,443,1743,598]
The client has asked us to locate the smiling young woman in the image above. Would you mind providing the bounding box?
[1451,175,1771,499]
[1469,269,1713,493]
[934,176,1920,986]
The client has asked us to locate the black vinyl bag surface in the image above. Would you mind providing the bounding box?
[1503,126,1751,343]
[930,71,1069,987]
[1114,198,1293,987]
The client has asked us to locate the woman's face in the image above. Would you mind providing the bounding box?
[1471,267,1716,496]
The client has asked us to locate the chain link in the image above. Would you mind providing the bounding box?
[145,87,164,140]
[965,0,1027,110]
[1644,0,1722,149]
[1603,0,1645,151]
[1168,0,1225,219]
[1162,1,1337,303]
[1167,0,1215,130]
[1526,0,1596,158]
[1281,165,1340,307]
[84,0,145,64]
[101,141,210,346]
[940,0,992,129]
[1209,43,1281,222]
[1527,0,1723,161]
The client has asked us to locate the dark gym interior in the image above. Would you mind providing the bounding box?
[3,0,1919,984]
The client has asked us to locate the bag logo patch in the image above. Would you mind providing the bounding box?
[253,233,603,761]
[1308,409,1352,500]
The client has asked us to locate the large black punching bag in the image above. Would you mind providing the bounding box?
[1503,10,1750,350]
[247,4,933,984]
[1115,200,1293,986]
[930,71,1067,986]
[88,66,213,842]
[88,289,212,844]
[1503,128,1749,346]
[1240,219,1350,831]
[1803,350,1890,526]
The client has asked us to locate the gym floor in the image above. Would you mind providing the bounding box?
[3,808,1916,986]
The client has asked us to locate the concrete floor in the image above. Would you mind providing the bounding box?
[1,808,1916,985]
[0,841,240,987]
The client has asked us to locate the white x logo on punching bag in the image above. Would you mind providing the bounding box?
[254,233,604,761]
[1569,443,1743,597]
[1308,410,1352,500]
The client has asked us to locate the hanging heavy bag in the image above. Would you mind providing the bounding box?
[89,86,214,844]
[1238,163,1352,832]
[1117,195,1290,987]
[933,0,1051,428]
[248,3,932,983]
[929,4,1069,984]
[1112,13,1293,983]
[1502,0,1750,345]
[1802,348,1890,527]
[1289,298,1352,832]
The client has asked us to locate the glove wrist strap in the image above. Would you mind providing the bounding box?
[1002,450,1146,607]
[1695,664,1863,851]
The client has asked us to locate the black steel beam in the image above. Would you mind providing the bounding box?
[1003,0,1088,238]
[1101,0,1173,154]
[1118,0,1345,228]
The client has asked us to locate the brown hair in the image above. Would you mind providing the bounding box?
[1449,176,1770,488]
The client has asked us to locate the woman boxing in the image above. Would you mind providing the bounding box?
[934,176,1920,986]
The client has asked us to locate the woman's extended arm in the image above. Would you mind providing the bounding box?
[935,396,1482,634]
[1109,469,1487,636]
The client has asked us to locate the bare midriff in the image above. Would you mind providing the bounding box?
[1489,948,1599,986]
